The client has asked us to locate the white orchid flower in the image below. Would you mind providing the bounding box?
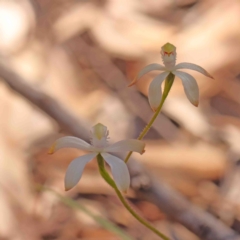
[49,123,145,192]
[129,43,213,110]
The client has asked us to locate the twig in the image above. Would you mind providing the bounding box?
[0,64,90,140]
[0,64,239,240]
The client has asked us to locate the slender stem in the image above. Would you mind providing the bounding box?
[97,154,170,240]
[97,153,116,188]
[113,187,170,240]
[124,73,175,163]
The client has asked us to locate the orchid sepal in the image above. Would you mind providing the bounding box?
[64,153,97,191]
[128,63,166,87]
[148,72,169,111]
[173,70,199,107]
[101,153,130,192]
[48,136,93,154]
[104,139,145,154]
[174,62,214,79]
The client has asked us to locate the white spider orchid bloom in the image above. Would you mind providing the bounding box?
[49,123,145,192]
[129,43,213,110]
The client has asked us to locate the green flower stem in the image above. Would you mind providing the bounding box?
[97,154,170,240]
[124,73,175,163]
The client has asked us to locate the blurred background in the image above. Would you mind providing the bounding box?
[0,0,240,239]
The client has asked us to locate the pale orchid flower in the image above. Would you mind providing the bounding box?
[49,123,145,192]
[129,43,213,110]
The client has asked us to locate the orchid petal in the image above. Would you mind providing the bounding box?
[49,136,93,154]
[173,70,199,107]
[104,139,145,154]
[148,72,169,111]
[64,153,97,191]
[174,62,213,78]
[128,63,165,87]
[101,153,130,192]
